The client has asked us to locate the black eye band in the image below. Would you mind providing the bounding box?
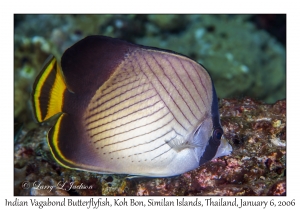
[213,128,223,142]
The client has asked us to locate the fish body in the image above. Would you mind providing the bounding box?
[32,36,232,177]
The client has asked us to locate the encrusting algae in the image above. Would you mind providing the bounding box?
[15,98,286,195]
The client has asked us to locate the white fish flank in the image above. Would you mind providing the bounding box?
[83,49,213,176]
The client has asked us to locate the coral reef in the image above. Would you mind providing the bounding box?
[136,15,286,103]
[14,14,286,196]
[14,98,286,196]
[14,15,286,129]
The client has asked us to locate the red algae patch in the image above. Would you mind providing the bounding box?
[14,97,286,195]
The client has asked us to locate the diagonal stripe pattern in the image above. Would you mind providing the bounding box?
[83,48,212,168]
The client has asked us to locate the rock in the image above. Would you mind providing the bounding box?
[14,98,286,196]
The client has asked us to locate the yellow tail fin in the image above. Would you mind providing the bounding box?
[32,56,67,123]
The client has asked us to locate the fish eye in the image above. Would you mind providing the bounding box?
[213,128,223,142]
